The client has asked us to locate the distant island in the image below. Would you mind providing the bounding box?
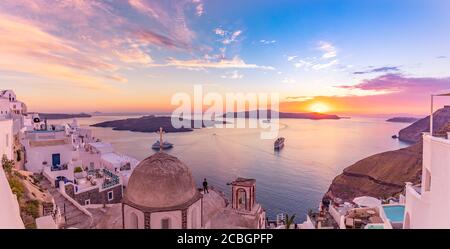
[223,110,340,120]
[91,115,225,133]
[386,117,420,123]
[38,113,92,120]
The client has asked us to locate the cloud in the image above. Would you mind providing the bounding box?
[294,59,313,68]
[135,30,190,50]
[260,39,276,45]
[285,96,314,101]
[281,77,296,83]
[160,56,275,70]
[214,28,242,44]
[113,47,153,64]
[318,41,337,59]
[0,13,119,89]
[193,0,204,16]
[221,70,243,79]
[311,59,339,70]
[436,55,447,59]
[287,56,297,61]
[336,74,450,94]
[214,28,226,36]
[353,66,400,75]
[290,41,340,71]
[222,30,242,44]
[281,73,450,115]
[127,0,196,44]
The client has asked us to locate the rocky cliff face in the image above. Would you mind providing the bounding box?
[324,143,422,202]
[398,106,450,143]
[325,107,450,202]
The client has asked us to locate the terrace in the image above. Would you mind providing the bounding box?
[74,168,121,193]
[343,207,384,229]
[308,209,339,229]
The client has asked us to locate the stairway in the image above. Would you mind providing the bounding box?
[40,178,92,229]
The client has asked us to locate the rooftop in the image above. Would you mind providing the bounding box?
[101,153,139,167]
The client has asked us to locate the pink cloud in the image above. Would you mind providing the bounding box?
[127,0,196,44]
[135,30,190,50]
[336,74,450,94]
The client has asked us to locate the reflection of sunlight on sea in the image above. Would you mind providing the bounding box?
[52,115,411,222]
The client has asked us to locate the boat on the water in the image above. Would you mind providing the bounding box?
[274,137,285,150]
[262,119,271,123]
[152,127,173,150]
[152,140,173,150]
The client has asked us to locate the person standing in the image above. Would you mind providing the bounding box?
[202,178,209,194]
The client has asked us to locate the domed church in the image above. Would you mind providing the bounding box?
[122,152,266,229]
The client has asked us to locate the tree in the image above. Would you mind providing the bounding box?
[285,213,296,229]
[1,154,14,175]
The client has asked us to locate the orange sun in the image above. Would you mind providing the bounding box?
[309,102,330,113]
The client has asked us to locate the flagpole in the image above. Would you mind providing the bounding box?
[430,94,434,136]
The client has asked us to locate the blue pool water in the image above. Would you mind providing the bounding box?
[366,224,385,229]
[383,205,405,223]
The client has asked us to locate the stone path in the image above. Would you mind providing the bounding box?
[41,178,92,229]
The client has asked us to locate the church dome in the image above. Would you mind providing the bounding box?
[124,152,198,208]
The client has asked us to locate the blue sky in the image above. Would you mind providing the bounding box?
[0,0,449,114]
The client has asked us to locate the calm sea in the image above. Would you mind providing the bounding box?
[53,115,410,222]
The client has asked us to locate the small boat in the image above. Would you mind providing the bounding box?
[274,137,285,150]
[152,140,173,150]
[391,135,398,139]
[262,119,271,123]
[152,127,173,150]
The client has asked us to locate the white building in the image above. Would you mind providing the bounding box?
[0,119,14,160]
[403,132,450,228]
[0,90,27,134]
[22,129,78,173]
[0,90,27,160]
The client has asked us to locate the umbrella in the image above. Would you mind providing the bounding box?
[352,196,381,207]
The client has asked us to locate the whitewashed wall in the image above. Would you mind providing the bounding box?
[0,119,13,160]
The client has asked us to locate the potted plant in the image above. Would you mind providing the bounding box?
[285,213,296,229]
[74,166,85,179]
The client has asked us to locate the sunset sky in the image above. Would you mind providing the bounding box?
[1,0,450,115]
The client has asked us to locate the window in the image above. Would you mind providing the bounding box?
[161,218,170,229]
[107,191,114,201]
[425,169,432,192]
[85,199,91,205]
[5,134,9,147]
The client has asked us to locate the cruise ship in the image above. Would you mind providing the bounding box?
[274,137,285,150]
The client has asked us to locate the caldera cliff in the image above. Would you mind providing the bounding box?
[324,107,450,202]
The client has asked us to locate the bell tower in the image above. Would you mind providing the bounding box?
[231,178,256,212]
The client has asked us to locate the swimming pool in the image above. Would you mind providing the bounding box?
[382,205,405,223]
[365,224,385,229]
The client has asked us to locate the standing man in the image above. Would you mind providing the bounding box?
[202,178,209,194]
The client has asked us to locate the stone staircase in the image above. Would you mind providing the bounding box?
[40,178,92,229]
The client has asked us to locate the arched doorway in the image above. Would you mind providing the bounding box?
[237,188,247,210]
[191,207,198,228]
[129,212,139,229]
[404,212,411,229]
